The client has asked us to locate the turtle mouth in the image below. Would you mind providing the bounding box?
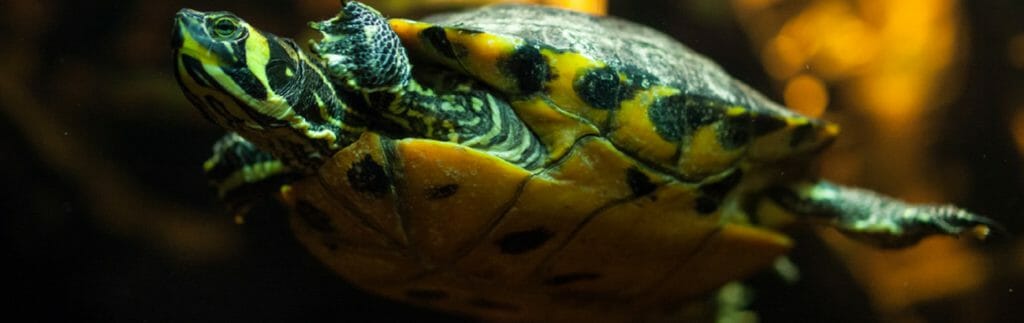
[172,9,231,64]
[172,9,204,50]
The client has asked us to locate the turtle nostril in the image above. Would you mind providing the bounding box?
[172,9,205,49]
[176,8,203,20]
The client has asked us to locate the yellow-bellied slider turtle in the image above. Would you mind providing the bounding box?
[172,2,997,321]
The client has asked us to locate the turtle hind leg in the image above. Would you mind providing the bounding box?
[761,180,1001,248]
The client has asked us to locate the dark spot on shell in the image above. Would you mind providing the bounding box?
[626,167,657,197]
[500,44,549,94]
[497,227,554,255]
[295,200,335,233]
[719,112,752,150]
[695,196,719,214]
[621,67,659,95]
[426,183,459,199]
[543,272,602,286]
[574,66,624,110]
[421,26,459,59]
[405,289,449,301]
[751,113,788,136]
[468,298,520,311]
[789,122,815,148]
[347,154,390,197]
[648,95,724,142]
[647,96,686,141]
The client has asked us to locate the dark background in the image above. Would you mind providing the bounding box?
[3,0,1021,322]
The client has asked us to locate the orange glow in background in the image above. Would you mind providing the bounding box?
[734,0,1008,321]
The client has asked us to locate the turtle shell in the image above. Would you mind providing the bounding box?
[389,5,838,180]
[286,4,832,321]
[284,131,792,321]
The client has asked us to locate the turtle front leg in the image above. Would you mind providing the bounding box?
[205,133,299,220]
[762,180,1000,248]
[307,3,548,170]
[310,1,412,92]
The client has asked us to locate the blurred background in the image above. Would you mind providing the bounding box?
[3,0,1022,322]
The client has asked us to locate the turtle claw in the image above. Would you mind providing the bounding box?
[923,205,1006,241]
[845,204,1003,248]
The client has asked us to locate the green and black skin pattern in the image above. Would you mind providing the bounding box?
[173,8,368,172]
[204,132,298,214]
[174,4,544,215]
[310,1,546,169]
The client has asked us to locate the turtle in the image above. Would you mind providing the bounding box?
[172,2,999,322]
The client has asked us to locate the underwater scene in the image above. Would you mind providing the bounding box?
[4,0,1023,322]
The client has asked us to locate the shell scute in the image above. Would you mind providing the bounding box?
[315,132,407,246]
[537,181,717,298]
[390,9,840,182]
[452,136,651,282]
[394,138,532,263]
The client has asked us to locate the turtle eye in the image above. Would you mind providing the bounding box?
[211,16,241,39]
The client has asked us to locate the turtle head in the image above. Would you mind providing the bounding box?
[173,9,363,172]
[310,1,412,92]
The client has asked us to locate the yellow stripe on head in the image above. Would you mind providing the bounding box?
[173,9,272,130]
[172,8,364,172]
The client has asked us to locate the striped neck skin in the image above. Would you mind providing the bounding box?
[172,8,365,172]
